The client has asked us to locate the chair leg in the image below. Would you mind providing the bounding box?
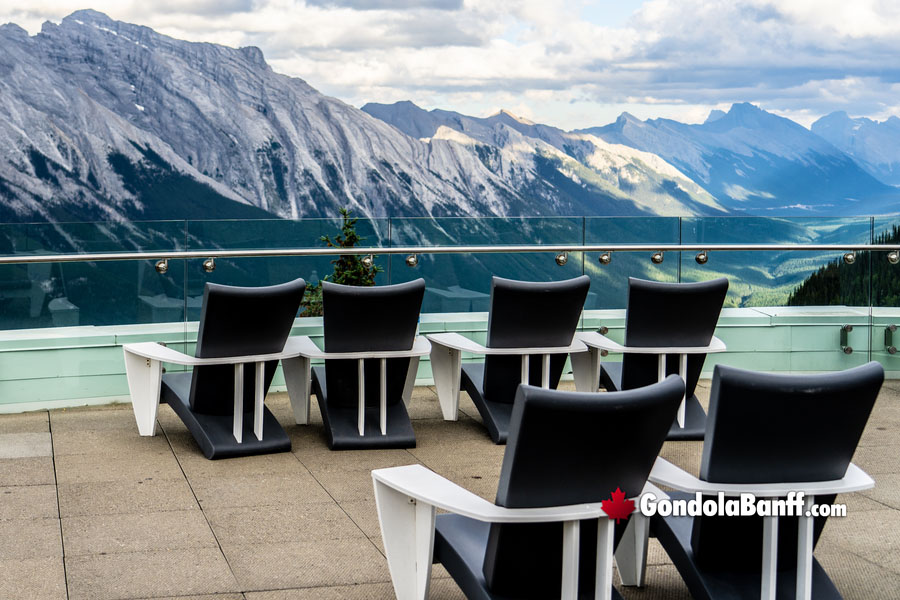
[615,513,649,587]
[595,518,615,600]
[373,479,436,600]
[402,357,419,407]
[561,520,581,600]
[571,347,600,393]
[380,358,387,435]
[282,356,311,425]
[358,359,366,436]
[761,515,778,600]
[676,353,687,428]
[797,496,815,600]
[253,361,264,441]
[233,364,244,443]
[430,344,461,421]
[124,351,162,436]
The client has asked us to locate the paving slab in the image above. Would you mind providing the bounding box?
[189,471,333,510]
[49,405,138,433]
[65,547,239,600]
[0,556,67,600]
[57,477,199,517]
[54,450,185,484]
[131,595,245,600]
[0,484,58,520]
[0,410,49,434]
[221,538,390,591]
[0,455,56,486]
[170,442,307,479]
[205,503,365,546]
[618,564,692,599]
[0,517,61,559]
[244,578,466,599]
[62,510,218,556]
[52,429,173,457]
[0,431,52,458]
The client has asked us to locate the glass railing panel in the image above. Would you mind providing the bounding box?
[583,217,680,309]
[0,220,187,329]
[870,217,900,372]
[185,217,391,317]
[681,216,873,371]
[389,217,584,314]
[680,216,872,308]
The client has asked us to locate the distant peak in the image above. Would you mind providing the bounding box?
[239,46,266,65]
[63,9,113,24]
[727,102,763,114]
[704,109,726,124]
[0,22,28,37]
[616,112,642,125]
[492,109,535,125]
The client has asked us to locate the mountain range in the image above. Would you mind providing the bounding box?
[0,10,898,225]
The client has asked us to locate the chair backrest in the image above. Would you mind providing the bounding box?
[322,279,425,408]
[189,277,306,415]
[482,275,590,402]
[691,362,883,571]
[621,277,728,398]
[483,376,685,598]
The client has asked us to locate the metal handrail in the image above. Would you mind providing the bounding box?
[0,243,899,265]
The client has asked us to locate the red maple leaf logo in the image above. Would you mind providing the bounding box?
[602,487,635,523]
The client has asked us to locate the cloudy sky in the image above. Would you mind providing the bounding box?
[2,0,900,130]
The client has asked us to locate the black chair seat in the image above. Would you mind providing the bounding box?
[605,277,728,441]
[161,277,306,459]
[601,361,706,440]
[460,362,513,444]
[464,275,591,444]
[314,279,425,450]
[311,365,415,450]
[161,372,290,460]
[653,491,842,600]
[434,513,625,600]
[650,362,883,600]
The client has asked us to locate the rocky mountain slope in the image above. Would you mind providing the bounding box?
[580,104,898,215]
[362,101,726,216]
[0,10,729,225]
[812,111,900,186]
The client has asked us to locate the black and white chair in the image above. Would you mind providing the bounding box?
[572,277,728,440]
[646,362,883,600]
[123,277,307,459]
[294,279,429,450]
[428,275,590,443]
[372,376,685,600]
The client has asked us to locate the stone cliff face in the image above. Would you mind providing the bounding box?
[0,10,729,223]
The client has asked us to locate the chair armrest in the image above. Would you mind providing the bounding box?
[373,464,608,523]
[576,331,726,355]
[426,332,587,357]
[123,340,306,366]
[292,335,432,360]
[649,457,874,497]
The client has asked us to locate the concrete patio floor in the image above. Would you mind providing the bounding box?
[1,380,899,600]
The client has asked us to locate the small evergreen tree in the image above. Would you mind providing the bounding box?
[301,208,381,316]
